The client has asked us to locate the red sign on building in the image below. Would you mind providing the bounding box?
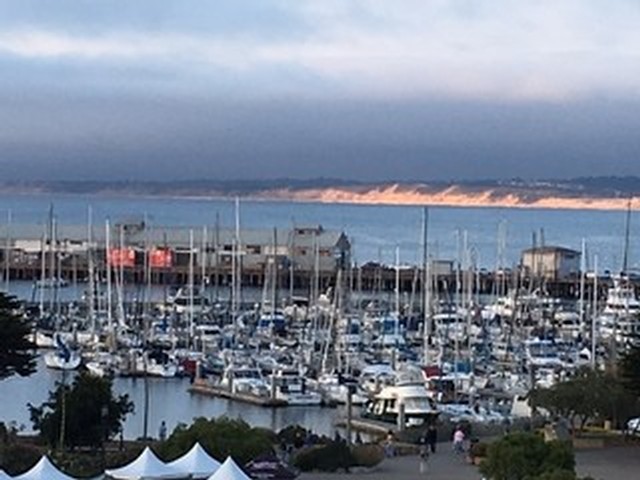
[107,248,135,267]
[149,248,173,268]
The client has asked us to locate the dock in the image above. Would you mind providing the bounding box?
[188,380,288,408]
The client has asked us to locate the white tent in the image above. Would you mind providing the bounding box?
[168,443,221,479]
[13,456,77,480]
[207,457,252,480]
[105,447,185,480]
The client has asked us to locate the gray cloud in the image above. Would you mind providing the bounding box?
[1,95,639,181]
[0,1,639,182]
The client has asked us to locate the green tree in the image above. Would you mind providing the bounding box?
[0,292,36,380]
[157,417,274,465]
[29,372,133,449]
[479,432,575,480]
[619,342,640,398]
[531,367,637,430]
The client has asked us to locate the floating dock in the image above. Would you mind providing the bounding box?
[188,380,287,408]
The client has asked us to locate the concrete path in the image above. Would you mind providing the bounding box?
[300,445,640,480]
[301,448,481,480]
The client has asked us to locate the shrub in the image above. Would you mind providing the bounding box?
[293,442,355,472]
[480,433,575,480]
[470,441,489,459]
[157,417,275,465]
[0,442,42,476]
[351,444,384,468]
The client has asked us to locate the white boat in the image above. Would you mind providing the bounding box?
[33,330,55,348]
[43,333,82,370]
[433,309,467,341]
[554,310,582,339]
[441,403,506,424]
[44,350,82,370]
[362,382,439,427]
[309,372,368,405]
[135,351,179,378]
[598,281,640,344]
[85,352,119,377]
[524,338,563,368]
[359,364,396,395]
[163,286,210,315]
[219,365,271,397]
[603,282,640,316]
[269,368,322,406]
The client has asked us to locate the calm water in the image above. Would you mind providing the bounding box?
[0,193,638,438]
[0,357,347,439]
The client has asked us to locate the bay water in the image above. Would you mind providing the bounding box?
[0,192,638,438]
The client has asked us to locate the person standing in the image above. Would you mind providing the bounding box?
[452,425,465,454]
[384,430,395,457]
[159,420,167,441]
[426,424,438,454]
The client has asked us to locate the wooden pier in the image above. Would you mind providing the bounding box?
[188,379,287,408]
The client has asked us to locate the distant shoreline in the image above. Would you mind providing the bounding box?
[1,178,639,212]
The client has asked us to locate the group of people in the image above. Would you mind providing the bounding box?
[417,423,471,473]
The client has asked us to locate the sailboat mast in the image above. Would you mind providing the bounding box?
[105,219,113,335]
[422,207,431,365]
[272,227,278,313]
[579,238,586,327]
[188,229,195,349]
[622,197,632,274]
[87,207,95,334]
[591,254,598,369]
[395,246,400,316]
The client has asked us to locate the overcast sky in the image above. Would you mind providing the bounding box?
[1,0,639,182]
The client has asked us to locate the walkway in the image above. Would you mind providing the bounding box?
[300,445,640,480]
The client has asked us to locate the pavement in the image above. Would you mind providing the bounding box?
[300,445,640,480]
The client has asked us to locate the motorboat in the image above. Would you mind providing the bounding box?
[309,372,368,405]
[219,364,271,397]
[268,367,322,406]
[524,338,563,368]
[362,381,439,427]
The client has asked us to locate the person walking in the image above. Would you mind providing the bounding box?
[159,420,167,441]
[426,424,438,454]
[452,425,465,455]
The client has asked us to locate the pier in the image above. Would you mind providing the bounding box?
[188,379,288,407]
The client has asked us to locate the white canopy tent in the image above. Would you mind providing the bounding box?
[168,443,221,479]
[207,457,252,480]
[13,456,77,480]
[105,447,185,480]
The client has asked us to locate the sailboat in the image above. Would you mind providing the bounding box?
[43,334,81,370]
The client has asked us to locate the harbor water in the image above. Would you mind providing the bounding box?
[0,357,348,439]
[1,192,639,438]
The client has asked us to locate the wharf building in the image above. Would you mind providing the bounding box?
[0,222,350,291]
[0,223,613,299]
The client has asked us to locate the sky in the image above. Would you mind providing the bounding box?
[0,0,639,182]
